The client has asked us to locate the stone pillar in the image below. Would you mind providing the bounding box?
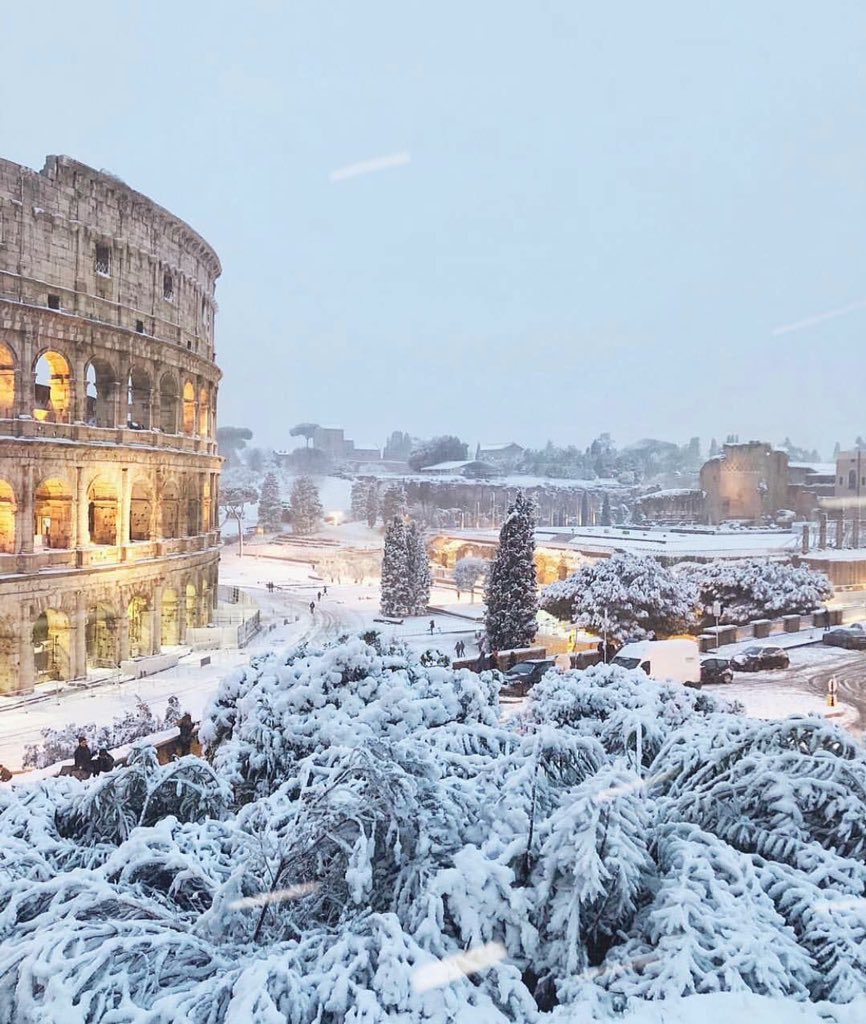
[73,590,87,679]
[17,603,34,693]
[76,466,89,548]
[17,462,34,557]
[853,517,861,549]
[146,388,155,431]
[836,513,844,549]
[120,468,131,547]
[818,511,828,550]
[118,608,129,663]
[178,592,187,644]
[112,378,125,428]
[152,584,163,654]
[152,388,161,432]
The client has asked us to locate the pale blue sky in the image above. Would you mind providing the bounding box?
[4,1,865,455]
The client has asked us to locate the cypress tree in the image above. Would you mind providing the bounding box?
[380,517,411,616]
[484,492,538,649]
[257,472,283,532]
[405,520,432,615]
[366,483,379,528]
[289,477,323,535]
[601,493,612,527]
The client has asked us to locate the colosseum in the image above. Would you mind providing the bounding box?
[0,154,222,694]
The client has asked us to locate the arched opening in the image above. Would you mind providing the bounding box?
[198,386,208,436]
[185,583,197,630]
[201,577,212,625]
[33,609,71,682]
[34,479,72,549]
[86,606,117,669]
[85,359,116,427]
[182,381,196,434]
[848,469,857,491]
[159,373,179,434]
[34,351,72,423]
[87,477,118,546]
[129,479,153,542]
[184,480,200,537]
[160,481,180,538]
[0,340,15,417]
[0,480,15,553]
[127,596,151,658]
[127,366,151,429]
[161,589,179,646]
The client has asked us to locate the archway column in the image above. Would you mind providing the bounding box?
[76,467,89,548]
[151,584,163,655]
[119,468,131,548]
[118,610,129,663]
[17,463,34,559]
[73,591,87,679]
[18,604,34,693]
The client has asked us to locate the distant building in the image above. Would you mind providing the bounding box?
[475,442,524,466]
[419,460,496,478]
[833,450,866,499]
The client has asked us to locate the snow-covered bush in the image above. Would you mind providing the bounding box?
[678,558,833,625]
[540,552,698,641]
[4,633,866,1021]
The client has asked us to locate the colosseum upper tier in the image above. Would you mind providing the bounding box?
[0,155,222,693]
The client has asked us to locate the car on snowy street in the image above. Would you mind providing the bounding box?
[700,656,734,685]
[822,623,866,649]
[731,645,790,672]
[500,658,556,696]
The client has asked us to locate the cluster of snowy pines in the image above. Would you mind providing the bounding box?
[380,517,432,617]
[541,553,833,642]
[350,480,406,528]
[5,636,866,1022]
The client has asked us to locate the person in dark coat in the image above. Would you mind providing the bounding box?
[508,651,518,668]
[90,748,115,776]
[0,764,11,782]
[177,712,194,757]
[73,737,92,772]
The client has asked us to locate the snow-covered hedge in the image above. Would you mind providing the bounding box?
[677,558,833,625]
[3,634,866,1022]
[540,552,698,641]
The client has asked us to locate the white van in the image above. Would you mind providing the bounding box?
[611,638,701,688]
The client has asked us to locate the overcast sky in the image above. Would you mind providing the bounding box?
[4,1,865,456]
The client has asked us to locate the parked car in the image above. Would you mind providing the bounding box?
[700,656,734,685]
[500,658,556,696]
[822,623,866,650]
[731,645,790,672]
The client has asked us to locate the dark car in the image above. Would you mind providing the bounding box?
[500,659,556,696]
[731,645,790,672]
[700,656,734,685]
[822,623,866,650]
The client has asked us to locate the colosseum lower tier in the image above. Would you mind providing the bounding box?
[0,154,223,693]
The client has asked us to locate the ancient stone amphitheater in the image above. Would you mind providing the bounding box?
[0,155,222,693]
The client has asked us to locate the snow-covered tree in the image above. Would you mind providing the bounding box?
[405,520,432,615]
[257,472,283,532]
[600,494,612,526]
[679,558,833,625]
[220,484,258,556]
[540,552,698,642]
[381,483,407,525]
[454,556,488,602]
[365,481,379,528]
[289,476,323,535]
[380,517,411,616]
[485,493,538,649]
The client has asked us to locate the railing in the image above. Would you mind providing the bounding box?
[0,416,218,456]
[0,535,221,578]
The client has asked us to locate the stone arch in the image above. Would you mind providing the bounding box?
[0,613,16,693]
[182,380,196,434]
[183,478,200,537]
[34,478,72,548]
[127,365,151,429]
[87,476,119,546]
[33,608,71,682]
[161,588,180,646]
[0,338,16,417]
[34,350,72,423]
[129,478,153,542]
[185,581,197,630]
[84,357,116,427]
[159,372,179,433]
[198,385,208,436]
[85,605,118,669]
[160,480,180,538]
[127,595,151,658]
[0,479,16,553]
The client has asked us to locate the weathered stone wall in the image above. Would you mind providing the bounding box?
[0,155,223,693]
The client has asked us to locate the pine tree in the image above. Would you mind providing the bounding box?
[381,483,406,525]
[350,480,369,522]
[484,492,538,649]
[289,477,323,536]
[601,494,612,526]
[380,518,411,616]
[257,472,283,532]
[405,521,432,615]
[365,482,379,528]
[580,492,591,527]
[709,437,720,458]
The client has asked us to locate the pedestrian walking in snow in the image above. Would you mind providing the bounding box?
[309,601,315,614]
[323,586,328,595]
[429,619,435,635]
[317,591,322,601]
